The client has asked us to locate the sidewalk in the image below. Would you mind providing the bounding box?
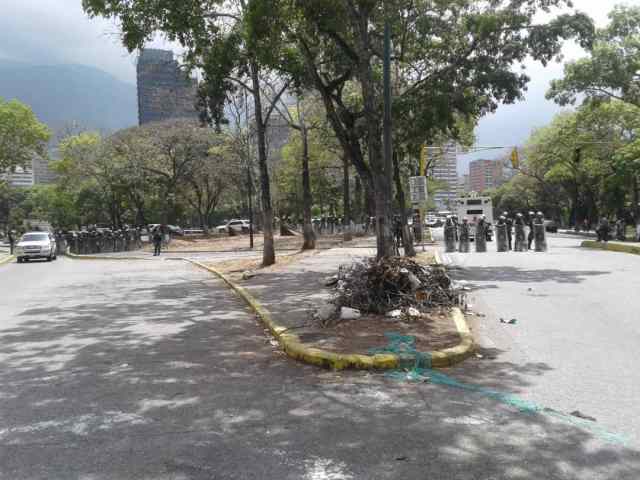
[223,245,465,362]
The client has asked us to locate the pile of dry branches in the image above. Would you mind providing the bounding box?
[332,257,462,314]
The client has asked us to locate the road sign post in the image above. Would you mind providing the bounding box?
[410,176,428,250]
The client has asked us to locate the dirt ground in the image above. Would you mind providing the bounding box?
[145,233,347,252]
[203,249,321,281]
[304,308,461,356]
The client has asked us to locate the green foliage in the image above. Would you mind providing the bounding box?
[278,121,342,217]
[548,5,640,108]
[496,100,640,223]
[0,97,51,172]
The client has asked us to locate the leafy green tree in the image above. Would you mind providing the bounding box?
[258,0,594,258]
[0,98,51,173]
[82,0,291,266]
[186,139,242,233]
[547,5,640,108]
[499,101,640,225]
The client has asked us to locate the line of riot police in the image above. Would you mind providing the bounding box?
[57,226,144,255]
[444,211,548,253]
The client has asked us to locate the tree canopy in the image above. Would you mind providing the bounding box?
[0,98,51,173]
[548,5,640,108]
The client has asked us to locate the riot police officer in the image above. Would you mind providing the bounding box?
[615,218,626,241]
[503,211,513,250]
[475,215,488,252]
[533,211,548,252]
[496,215,509,252]
[444,215,456,252]
[527,211,535,250]
[459,217,470,253]
[514,213,527,251]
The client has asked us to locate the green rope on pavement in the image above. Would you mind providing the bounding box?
[373,331,627,446]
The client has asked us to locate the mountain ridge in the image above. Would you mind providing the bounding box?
[0,61,138,135]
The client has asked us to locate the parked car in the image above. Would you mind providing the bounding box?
[147,224,184,236]
[167,225,184,236]
[425,216,443,228]
[544,219,559,233]
[216,219,250,234]
[15,231,57,263]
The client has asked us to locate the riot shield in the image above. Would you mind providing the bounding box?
[514,224,527,251]
[496,224,508,252]
[475,223,487,252]
[459,225,470,253]
[534,223,547,252]
[444,224,457,252]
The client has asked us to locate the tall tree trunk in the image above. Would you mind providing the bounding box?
[343,156,352,241]
[634,174,639,229]
[300,102,315,250]
[249,60,275,266]
[393,152,415,256]
[354,175,362,223]
[362,68,393,257]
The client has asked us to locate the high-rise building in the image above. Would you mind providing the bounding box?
[428,143,458,210]
[469,159,505,193]
[32,156,56,184]
[2,165,34,187]
[458,174,470,194]
[136,49,199,125]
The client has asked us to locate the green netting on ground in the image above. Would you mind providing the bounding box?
[368,332,432,369]
[372,331,627,446]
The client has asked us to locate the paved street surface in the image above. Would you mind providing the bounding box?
[1,256,639,479]
[434,230,640,450]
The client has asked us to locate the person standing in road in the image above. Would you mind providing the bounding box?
[475,215,488,253]
[527,211,535,250]
[8,230,15,255]
[503,212,513,250]
[444,215,457,253]
[597,217,610,242]
[459,217,470,252]
[533,211,548,252]
[152,227,162,256]
[514,213,527,251]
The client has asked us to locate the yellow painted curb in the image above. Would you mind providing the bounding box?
[186,258,474,370]
[65,251,151,261]
[582,240,640,255]
[0,255,15,266]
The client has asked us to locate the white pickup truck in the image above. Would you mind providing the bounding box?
[455,195,494,241]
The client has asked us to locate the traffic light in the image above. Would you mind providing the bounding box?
[510,148,519,169]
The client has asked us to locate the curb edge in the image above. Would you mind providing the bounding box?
[0,255,15,266]
[581,240,640,255]
[186,258,474,370]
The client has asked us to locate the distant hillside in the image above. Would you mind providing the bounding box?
[0,61,137,134]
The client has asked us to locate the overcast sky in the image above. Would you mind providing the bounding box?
[0,0,635,169]
[0,0,629,83]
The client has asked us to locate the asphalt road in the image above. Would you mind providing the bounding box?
[1,256,639,479]
[433,229,640,450]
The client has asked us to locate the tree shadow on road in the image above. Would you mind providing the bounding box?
[458,266,610,285]
[0,260,638,479]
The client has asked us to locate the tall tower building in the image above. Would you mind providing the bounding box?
[428,142,458,210]
[136,49,199,125]
[469,159,505,193]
